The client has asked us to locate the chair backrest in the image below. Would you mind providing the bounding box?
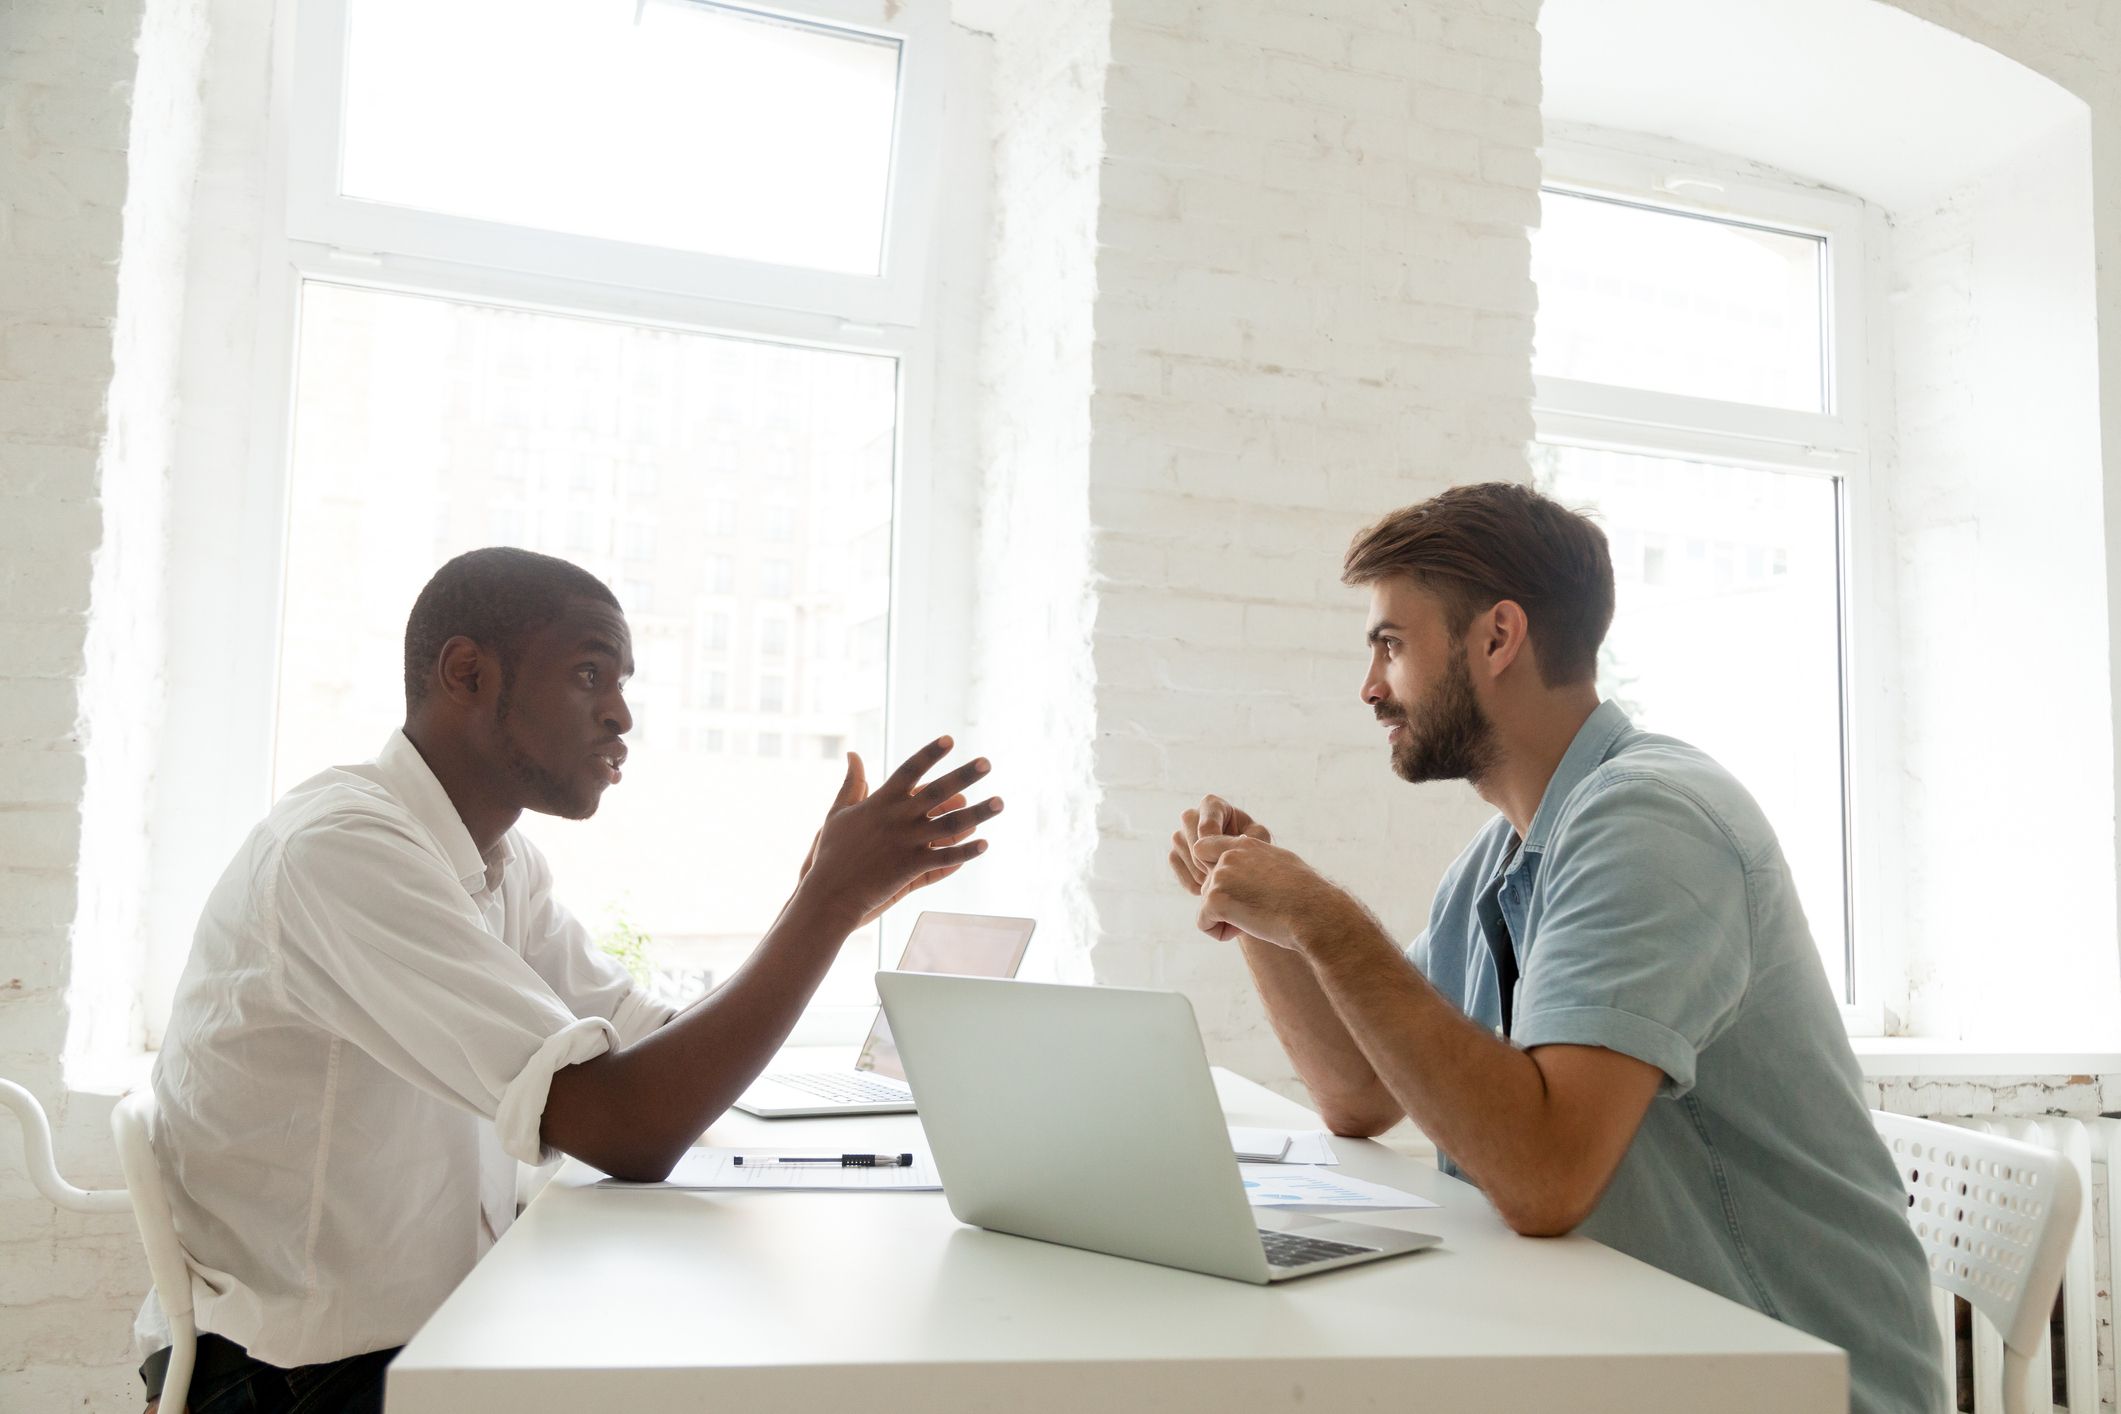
[0,1079,197,1413]
[112,1090,198,1414]
[0,1078,131,1215]
[1873,1110,2081,1412]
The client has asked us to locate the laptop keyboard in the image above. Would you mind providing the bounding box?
[1257,1229,1377,1269]
[764,1071,912,1104]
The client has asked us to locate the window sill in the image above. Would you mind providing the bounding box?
[1850,1036,2121,1079]
[62,1045,156,1098]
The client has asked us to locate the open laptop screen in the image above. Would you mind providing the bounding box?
[857,912,1036,1081]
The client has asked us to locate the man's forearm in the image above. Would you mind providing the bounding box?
[1237,934,1402,1135]
[1297,911,1591,1231]
[543,885,858,1179]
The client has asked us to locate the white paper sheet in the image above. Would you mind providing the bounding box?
[1227,1128,1339,1166]
[1237,1165,1438,1210]
[597,1147,942,1192]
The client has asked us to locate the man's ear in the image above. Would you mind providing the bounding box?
[434,635,489,709]
[1478,600,1532,680]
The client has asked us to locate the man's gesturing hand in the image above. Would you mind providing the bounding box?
[1169,795,1271,941]
[1193,834,1353,953]
[801,737,1001,928]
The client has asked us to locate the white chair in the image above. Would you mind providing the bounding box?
[1,1079,196,1412]
[1873,1110,2082,1414]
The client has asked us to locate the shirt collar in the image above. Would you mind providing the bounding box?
[1518,699,1634,860]
[373,730,501,895]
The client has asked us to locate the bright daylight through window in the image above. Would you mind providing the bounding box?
[1531,185,1852,997]
[276,284,897,1003]
[340,0,902,275]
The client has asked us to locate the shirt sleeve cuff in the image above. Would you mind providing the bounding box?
[1511,1003,1700,1098]
[495,1015,616,1165]
[607,983,680,1051]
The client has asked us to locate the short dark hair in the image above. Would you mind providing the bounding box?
[1341,482,1614,687]
[403,547,620,711]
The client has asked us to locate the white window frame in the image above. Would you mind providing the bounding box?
[1532,141,1899,1036]
[286,0,950,328]
[145,0,958,1048]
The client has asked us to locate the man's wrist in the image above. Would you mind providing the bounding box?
[1292,889,1387,968]
[786,878,866,941]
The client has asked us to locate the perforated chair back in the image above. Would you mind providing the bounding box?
[1873,1110,2081,1414]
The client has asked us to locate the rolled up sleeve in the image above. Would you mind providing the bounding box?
[506,831,681,1050]
[1512,775,1752,1099]
[270,812,615,1164]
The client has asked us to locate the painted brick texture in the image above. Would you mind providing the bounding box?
[1078,0,1533,1085]
[0,1,153,1409]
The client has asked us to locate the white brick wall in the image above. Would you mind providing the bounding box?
[1073,0,1536,1089]
[1886,110,2114,1042]
[965,0,1111,977]
[0,2,157,1409]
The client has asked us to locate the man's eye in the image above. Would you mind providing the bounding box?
[579,667,599,686]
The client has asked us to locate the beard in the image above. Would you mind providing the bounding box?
[495,683,601,820]
[1380,643,1499,786]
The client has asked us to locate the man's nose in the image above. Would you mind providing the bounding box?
[606,692,634,736]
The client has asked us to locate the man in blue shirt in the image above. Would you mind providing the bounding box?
[1169,482,1941,1414]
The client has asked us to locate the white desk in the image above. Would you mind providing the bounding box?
[387,1061,1844,1413]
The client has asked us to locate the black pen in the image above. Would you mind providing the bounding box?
[733,1153,915,1168]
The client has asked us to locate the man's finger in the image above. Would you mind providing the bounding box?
[1168,843,1204,896]
[1192,833,1247,866]
[1196,892,1236,941]
[1179,807,1200,840]
[923,797,1004,843]
[1200,796,1228,836]
[879,736,954,797]
[926,792,967,819]
[915,756,991,806]
[833,752,867,808]
[924,838,991,867]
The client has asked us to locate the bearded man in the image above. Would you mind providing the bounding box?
[1168,482,1940,1414]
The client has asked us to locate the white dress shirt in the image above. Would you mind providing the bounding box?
[138,731,677,1368]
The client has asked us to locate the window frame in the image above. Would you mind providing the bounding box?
[1532,140,1899,1035]
[145,0,959,1047]
[286,0,951,328]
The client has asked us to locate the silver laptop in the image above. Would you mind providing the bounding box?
[876,973,1441,1282]
[734,911,1037,1118]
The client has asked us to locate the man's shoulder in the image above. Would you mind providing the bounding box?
[256,763,442,872]
[1555,731,1776,865]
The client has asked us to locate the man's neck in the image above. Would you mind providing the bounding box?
[401,720,522,857]
[1473,688,1602,840]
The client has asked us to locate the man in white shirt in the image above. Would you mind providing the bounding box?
[140,547,1001,1413]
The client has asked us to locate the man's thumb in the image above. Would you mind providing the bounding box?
[835,751,867,807]
[1193,833,1243,866]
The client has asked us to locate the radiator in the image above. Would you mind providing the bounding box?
[1917,1116,2111,1413]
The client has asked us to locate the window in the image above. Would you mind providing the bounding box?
[759,675,786,714]
[760,616,789,660]
[246,0,946,1037]
[1532,148,1870,1019]
[294,0,949,324]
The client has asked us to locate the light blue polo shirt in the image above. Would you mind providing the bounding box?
[1412,701,1941,1414]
